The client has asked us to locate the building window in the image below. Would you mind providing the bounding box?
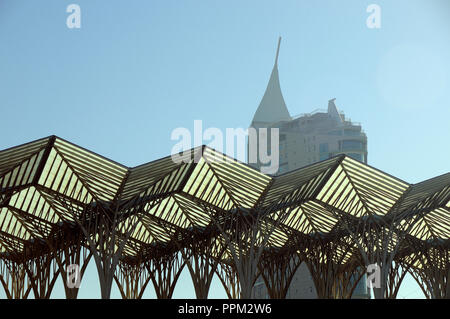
[344,129,361,136]
[319,143,329,153]
[319,143,329,161]
[328,130,342,136]
[341,140,363,151]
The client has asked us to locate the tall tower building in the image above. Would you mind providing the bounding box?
[250,38,369,299]
[249,38,367,175]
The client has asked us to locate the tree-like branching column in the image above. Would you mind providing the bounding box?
[2,184,93,299]
[215,211,259,299]
[383,258,409,299]
[215,260,240,299]
[326,213,418,299]
[23,249,59,299]
[180,228,226,299]
[311,156,416,299]
[0,257,32,299]
[332,263,366,299]
[144,250,185,299]
[27,220,92,299]
[218,214,257,298]
[51,195,150,299]
[298,233,359,299]
[211,206,289,299]
[53,224,92,299]
[114,256,151,299]
[257,247,301,299]
[408,242,450,299]
[391,173,450,298]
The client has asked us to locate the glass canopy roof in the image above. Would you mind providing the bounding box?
[0,136,449,267]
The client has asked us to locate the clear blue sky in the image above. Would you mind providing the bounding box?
[1,0,449,299]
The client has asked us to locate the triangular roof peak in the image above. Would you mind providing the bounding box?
[251,37,291,124]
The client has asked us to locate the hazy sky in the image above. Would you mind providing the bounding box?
[1,0,449,299]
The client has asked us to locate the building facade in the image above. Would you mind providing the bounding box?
[249,38,369,299]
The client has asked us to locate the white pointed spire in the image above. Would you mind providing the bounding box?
[252,37,291,124]
[274,36,281,66]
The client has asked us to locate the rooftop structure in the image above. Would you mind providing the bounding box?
[0,136,449,299]
[249,38,367,176]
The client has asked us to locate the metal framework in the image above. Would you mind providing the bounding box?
[0,136,449,299]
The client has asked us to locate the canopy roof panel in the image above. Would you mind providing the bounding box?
[0,136,449,262]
